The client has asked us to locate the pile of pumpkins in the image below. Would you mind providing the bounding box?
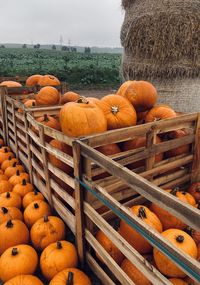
[95,186,200,285]
[0,139,91,285]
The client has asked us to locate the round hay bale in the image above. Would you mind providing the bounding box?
[121,0,200,112]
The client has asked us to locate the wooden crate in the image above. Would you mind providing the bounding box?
[73,113,200,284]
[0,76,27,84]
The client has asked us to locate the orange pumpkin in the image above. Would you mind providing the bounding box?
[0,192,22,209]
[24,201,51,228]
[117,80,158,112]
[87,97,101,105]
[0,149,14,165]
[165,130,191,158]
[26,74,43,86]
[0,173,8,181]
[40,240,78,281]
[168,278,188,285]
[188,182,200,203]
[145,106,177,123]
[0,81,22,88]
[95,230,124,265]
[122,135,163,169]
[60,97,107,137]
[36,114,61,130]
[4,275,44,285]
[119,205,163,254]
[1,157,18,171]
[0,138,5,146]
[198,244,200,259]
[5,162,25,178]
[9,171,29,186]
[30,215,65,251]
[0,207,23,224]
[184,276,199,285]
[0,180,13,194]
[0,146,11,152]
[35,86,60,106]
[22,190,45,209]
[13,179,34,198]
[153,229,197,277]
[150,189,196,230]
[49,268,92,285]
[97,94,137,130]
[38,74,60,86]
[121,258,152,285]
[49,139,73,174]
[60,92,80,104]
[0,245,38,282]
[96,143,121,156]
[0,219,29,254]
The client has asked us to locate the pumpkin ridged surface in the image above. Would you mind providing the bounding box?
[49,268,92,285]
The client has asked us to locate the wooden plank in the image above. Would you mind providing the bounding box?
[11,101,19,159]
[79,141,200,231]
[24,112,34,183]
[191,113,200,182]
[72,141,86,267]
[48,162,75,189]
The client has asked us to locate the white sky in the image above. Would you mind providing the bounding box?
[0,0,124,47]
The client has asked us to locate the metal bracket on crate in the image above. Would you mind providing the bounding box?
[75,176,200,283]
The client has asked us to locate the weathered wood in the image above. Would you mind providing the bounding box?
[191,113,200,182]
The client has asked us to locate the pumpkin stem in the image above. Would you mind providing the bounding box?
[22,179,27,186]
[170,187,179,196]
[181,191,186,195]
[1,207,8,214]
[111,106,119,114]
[43,114,49,122]
[57,241,62,249]
[44,215,49,222]
[11,248,18,256]
[66,271,74,285]
[34,203,39,209]
[8,156,12,161]
[16,170,20,176]
[176,235,184,243]
[76,96,89,104]
[4,148,8,153]
[6,220,14,228]
[33,189,39,195]
[32,102,36,106]
[6,192,11,198]
[12,162,17,167]
[138,207,147,219]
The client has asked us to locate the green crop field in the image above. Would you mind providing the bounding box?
[0,48,122,89]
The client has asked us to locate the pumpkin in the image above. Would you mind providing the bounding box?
[96,143,121,156]
[4,275,44,285]
[18,100,36,113]
[184,276,199,285]
[117,80,157,112]
[198,244,200,259]
[137,111,148,124]
[49,139,73,174]
[40,240,78,281]
[153,229,197,277]
[9,171,29,186]
[49,268,92,285]
[0,220,29,254]
[185,227,200,245]
[0,207,23,224]
[121,258,152,285]
[5,162,25,178]
[1,157,18,171]
[0,174,8,181]
[0,192,22,209]
[165,130,191,158]
[60,92,80,104]
[87,97,101,105]
[119,205,163,254]
[0,180,13,194]
[145,106,177,123]
[150,189,196,230]
[26,74,43,86]
[38,74,60,86]
[22,190,45,209]
[0,169,3,174]
[122,135,163,169]
[0,149,14,165]
[0,138,4,146]
[36,114,61,130]
[0,245,38,282]
[168,278,188,285]
[24,201,51,228]
[0,146,11,153]
[30,215,65,251]
[35,86,60,106]
[60,97,107,137]
[95,230,124,265]
[188,182,200,202]
[0,81,22,88]
[12,179,33,198]
[97,94,137,130]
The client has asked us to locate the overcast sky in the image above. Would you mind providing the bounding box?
[0,0,124,47]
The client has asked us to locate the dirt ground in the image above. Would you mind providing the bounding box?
[75,89,117,99]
